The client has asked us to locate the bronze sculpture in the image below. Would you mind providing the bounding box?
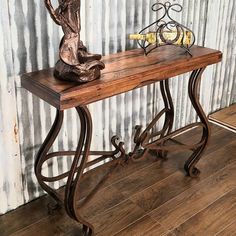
[44,0,105,83]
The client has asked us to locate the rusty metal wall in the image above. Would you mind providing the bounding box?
[0,0,235,214]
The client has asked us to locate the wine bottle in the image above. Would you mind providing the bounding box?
[129,31,191,47]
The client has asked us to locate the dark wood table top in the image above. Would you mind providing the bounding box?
[21,45,222,110]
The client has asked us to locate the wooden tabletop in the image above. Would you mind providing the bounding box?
[21,45,222,110]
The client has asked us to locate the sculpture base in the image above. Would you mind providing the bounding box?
[54,59,105,83]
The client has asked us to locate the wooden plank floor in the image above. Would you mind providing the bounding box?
[209,104,236,131]
[0,124,235,236]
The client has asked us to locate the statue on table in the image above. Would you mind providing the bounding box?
[44,0,105,83]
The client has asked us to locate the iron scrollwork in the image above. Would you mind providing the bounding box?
[129,68,209,178]
[133,1,196,55]
[35,106,126,235]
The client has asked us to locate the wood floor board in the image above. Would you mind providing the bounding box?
[203,124,236,155]
[171,188,236,235]
[113,215,168,236]
[148,159,236,231]
[8,209,82,236]
[79,185,126,219]
[129,170,197,214]
[130,140,236,213]
[78,152,184,220]
[0,196,50,236]
[215,220,236,236]
[79,154,158,200]
[113,152,189,198]
[89,200,146,236]
[143,225,176,236]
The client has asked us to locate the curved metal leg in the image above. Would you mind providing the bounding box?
[35,110,64,206]
[34,107,94,235]
[130,69,210,178]
[158,79,174,159]
[35,105,125,235]
[130,78,174,160]
[184,68,210,177]
[64,106,94,235]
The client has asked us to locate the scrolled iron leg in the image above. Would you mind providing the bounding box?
[35,105,126,235]
[158,79,174,159]
[129,78,174,160]
[64,106,94,235]
[184,68,210,177]
[34,107,95,235]
[35,110,64,208]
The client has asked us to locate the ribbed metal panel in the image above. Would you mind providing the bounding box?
[0,0,235,214]
[0,0,24,214]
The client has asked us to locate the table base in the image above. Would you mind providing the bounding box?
[35,68,209,235]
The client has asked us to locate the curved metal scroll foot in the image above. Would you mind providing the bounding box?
[185,166,201,178]
[184,68,210,177]
[111,135,126,162]
[47,202,62,215]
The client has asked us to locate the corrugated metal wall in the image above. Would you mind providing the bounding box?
[0,0,235,214]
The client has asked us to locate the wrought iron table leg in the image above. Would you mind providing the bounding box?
[35,105,125,235]
[184,68,210,177]
[35,107,93,236]
[35,109,64,206]
[34,107,94,235]
[158,79,174,159]
[130,78,174,160]
[130,69,210,178]
[64,106,94,235]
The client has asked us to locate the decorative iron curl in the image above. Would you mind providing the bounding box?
[137,1,195,55]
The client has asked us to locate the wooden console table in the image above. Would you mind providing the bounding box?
[21,45,222,235]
